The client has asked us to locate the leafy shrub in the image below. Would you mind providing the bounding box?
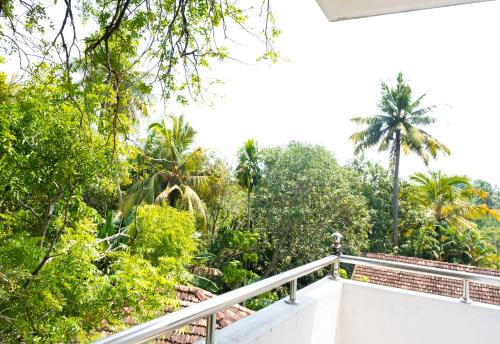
[128,205,197,265]
[246,291,279,311]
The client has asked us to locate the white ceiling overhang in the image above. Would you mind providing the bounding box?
[315,0,494,21]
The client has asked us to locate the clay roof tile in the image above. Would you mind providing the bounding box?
[351,253,500,306]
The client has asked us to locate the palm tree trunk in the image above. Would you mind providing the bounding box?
[247,191,251,231]
[392,131,401,248]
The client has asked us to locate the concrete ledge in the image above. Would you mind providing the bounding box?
[209,278,343,344]
[197,278,500,344]
[338,279,500,344]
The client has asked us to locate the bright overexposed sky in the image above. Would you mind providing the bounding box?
[155,0,500,185]
[2,1,499,184]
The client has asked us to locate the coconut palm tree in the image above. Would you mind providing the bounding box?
[411,171,500,231]
[350,72,450,247]
[235,139,262,231]
[120,115,207,223]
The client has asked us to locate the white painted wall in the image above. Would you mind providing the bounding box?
[337,280,500,344]
[208,278,500,344]
[211,278,343,344]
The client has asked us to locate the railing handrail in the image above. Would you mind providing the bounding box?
[94,254,340,344]
[94,251,500,344]
[341,255,500,286]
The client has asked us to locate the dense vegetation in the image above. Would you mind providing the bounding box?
[0,2,499,343]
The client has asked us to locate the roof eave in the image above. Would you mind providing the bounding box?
[315,0,495,22]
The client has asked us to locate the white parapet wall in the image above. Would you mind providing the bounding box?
[337,280,500,344]
[211,278,342,344]
[210,278,500,344]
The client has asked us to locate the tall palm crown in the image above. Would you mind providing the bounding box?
[351,72,450,247]
[121,115,206,222]
[411,171,500,230]
[235,139,262,230]
[351,73,450,164]
[236,139,261,194]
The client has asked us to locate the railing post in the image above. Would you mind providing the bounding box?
[329,258,340,280]
[329,232,343,280]
[460,279,471,304]
[206,313,216,344]
[285,279,298,304]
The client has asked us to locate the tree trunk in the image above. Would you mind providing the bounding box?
[263,229,288,278]
[26,197,70,288]
[392,131,401,248]
[246,191,251,231]
[39,187,65,248]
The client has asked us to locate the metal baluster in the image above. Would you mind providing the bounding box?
[460,279,471,304]
[329,232,343,280]
[285,279,298,304]
[206,313,216,344]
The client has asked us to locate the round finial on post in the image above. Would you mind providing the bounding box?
[332,232,343,244]
[331,232,342,256]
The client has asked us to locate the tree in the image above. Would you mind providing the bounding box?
[349,157,427,253]
[121,115,207,223]
[1,0,279,106]
[197,157,246,239]
[350,72,450,247]
[254,142,371,277]
[411,171,500,231]
[235,139,262,231]
[0,69,184,342]
[128,205,197,265]
[407,171,500,267]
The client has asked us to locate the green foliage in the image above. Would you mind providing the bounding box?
[339,268,348,279]
[128,205,197,266]
[246,291,279,311]
[0,70,184,343]
[236,139,262,230]
[121,115,208,224]
[399,171,500,268]
[254,142,372,277]
[107,253,179,324]
[220,260,258,289]
[351,73,450,164]
[1,0,279,107]
[236,139,262,195]
[355,275,370,283]
[0,213,180,343]
[350,158,427,253]
[208,228,260,290]
[197,157,247,238]
[411,171,500,230]
[188,275,219,294]
[1,54,499,342]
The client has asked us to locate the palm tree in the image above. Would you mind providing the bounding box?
[351,72,450,247]
[411,171,500,266]
[121,115,207,223]
[411,171,500,231]
[235,139,262,231]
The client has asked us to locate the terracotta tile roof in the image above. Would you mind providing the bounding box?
[351,253,500,306]
[153,285,253,344]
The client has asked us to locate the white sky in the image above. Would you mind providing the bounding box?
[155,0,500,185]
[2,1,499,184]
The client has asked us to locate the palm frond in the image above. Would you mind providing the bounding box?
[351,72,448,169]
[120,172,166,217]
[185,175,209,188]
[155,184,181,203]
[180,185,206,228]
